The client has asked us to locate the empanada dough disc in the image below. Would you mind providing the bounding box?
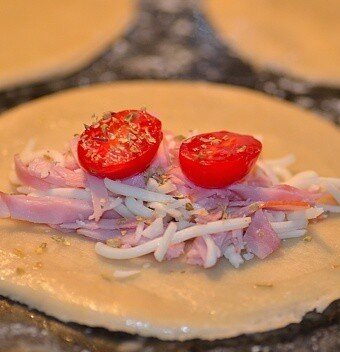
[0,82,339,341]
[204,0,340,86]
[0,0,135,90]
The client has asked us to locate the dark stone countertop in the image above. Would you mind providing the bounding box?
[0,1,339,351]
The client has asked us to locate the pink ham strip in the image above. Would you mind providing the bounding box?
[196,197,228,211]
[101,209,123,219]
[86,173,109,221]
[49,224,74,234]
[69,137,81,167]
[0,197,10,218]
[165,242,185,260]
[229,184,320,203]
[229,202,263,218]
[77,228,120,241]
[121,173,146,188]
[64,151,79,170]
[212,232,233,253]
[243,209,280,259]
[151,140,171,170]
[264,210,285,222]
[60,219,137,230]
[195,210,223,224]
[28,158,86,188]
[1,193,92,224]
[186,232,232,266]
[245,168,273,187]
[231,229,245,251]
[16,153,85,189]
[186,237,207,266]
[228,201,253,207]
[120,231,145,247]
[14,155,51,190]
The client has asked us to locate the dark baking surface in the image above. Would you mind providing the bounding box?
[0,298,339,352]
[0,1,339,351]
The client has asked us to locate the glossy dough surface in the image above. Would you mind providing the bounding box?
[0,0,135,90]
[0,82,339,340]
[204,0,340,86]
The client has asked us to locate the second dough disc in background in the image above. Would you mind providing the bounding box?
[204,0,340,87]
[0,0,136,90]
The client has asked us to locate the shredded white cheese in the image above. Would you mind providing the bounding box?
[154,222,177,262]
[141,217,164,239]
[113,270,140,279]
[147,202,182,219]
[286,207,324,220]
[270,219,308,233]
[125,197,153,218]
[95,218,251,260]
[319,204,340,213]
[278,229,307,239]
[104,178,175,203]
[257,160,280,185]
[266,154,296,168]
[114,204,135,218]
[322,180,340,204]
[286,171,319,189]
[224,245,244,268]
[203,235,221,268]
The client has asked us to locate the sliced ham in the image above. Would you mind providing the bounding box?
[243,210,281,259]
[231,229,245,251]
[0,197,10,218]
[165,242,185,260]
[212,232,233,253]
[27,155,85,189]
[64,150,79,170]
[229,202,263,218]
[69,137,81,167]
[77,228,120,241]
[197,196,229,210]
[14,155,51,190]
[16,153,86,189]
[60,219,137,230]
[2,132,336,269]
[229,184,320,203]
[195,210,223,224]
[86,173,109,221]
[186,232,231,266]
[186,237,206,267]
[122,173,146,188]
[151,140,171,170]
[1,193,92,224]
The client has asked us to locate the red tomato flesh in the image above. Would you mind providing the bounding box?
[179,131,262,188]
[78,109,163,179]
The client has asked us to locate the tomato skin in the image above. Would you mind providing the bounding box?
[78,110,163,179]
[179,131,262,188]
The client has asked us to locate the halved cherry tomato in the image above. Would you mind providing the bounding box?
[78,109,163,179]
[179,131,262,188]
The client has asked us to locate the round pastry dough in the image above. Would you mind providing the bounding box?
[0,82,339,341]
[0,0,135,90]
[204,0,340,86]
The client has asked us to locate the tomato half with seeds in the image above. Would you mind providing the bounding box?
[78,109,163,179]
[179,131,262,188]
